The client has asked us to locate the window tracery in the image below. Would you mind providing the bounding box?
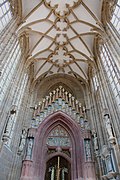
[99,43,120,111]
[0,40,21,105]
[47,125,71,147]
[111,0,120,34]
[2,73,28,146]
[0,0,12,32]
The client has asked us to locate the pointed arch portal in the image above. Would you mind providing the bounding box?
[20,111,96,180]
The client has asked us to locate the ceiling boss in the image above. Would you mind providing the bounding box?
[44,0,81,18]
[48,46,74,67]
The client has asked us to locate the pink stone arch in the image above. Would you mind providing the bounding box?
[46,151,71,164]
[21,111,97,180]
[32,111,84,180]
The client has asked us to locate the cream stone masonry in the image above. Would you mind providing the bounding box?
[17,0,104,82]
[45,0,80,17]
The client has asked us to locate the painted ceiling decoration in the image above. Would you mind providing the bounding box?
[17,0,104,83]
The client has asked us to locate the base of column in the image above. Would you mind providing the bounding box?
[20,160,33,180]
[83,162,96,180]
[102,171,119,179]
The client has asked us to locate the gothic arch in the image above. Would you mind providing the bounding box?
[20,111,96,180]
[35,74,86,104]
[32,111,84,180]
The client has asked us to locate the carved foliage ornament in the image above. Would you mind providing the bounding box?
[107,0,117,21]
[44,0,81,17]
[102,0,117,23]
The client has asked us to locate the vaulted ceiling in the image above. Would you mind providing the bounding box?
[17,0,104,83]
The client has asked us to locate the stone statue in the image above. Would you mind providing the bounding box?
[26,138,34,160]
[85,140,92,161]
[80,116,84,128]
[93,132,99,151]
[2,106,17,142]
[104,114,114,139]
[84,120,90,130]
[18,129,27,155]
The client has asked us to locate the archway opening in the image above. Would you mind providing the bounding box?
[45,156,71,180]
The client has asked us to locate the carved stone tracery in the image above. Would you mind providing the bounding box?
[31,85,88,129]
[48,46,74,67]
[47,125,71,147]
[44,0,81,17]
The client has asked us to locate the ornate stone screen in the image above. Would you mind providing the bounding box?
[47,125,71,147]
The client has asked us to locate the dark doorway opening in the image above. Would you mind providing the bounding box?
[45,156,71,180]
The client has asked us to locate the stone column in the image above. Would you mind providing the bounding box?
[83,138,97,179]
[20,160,33,180]
[20,128,36,180]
